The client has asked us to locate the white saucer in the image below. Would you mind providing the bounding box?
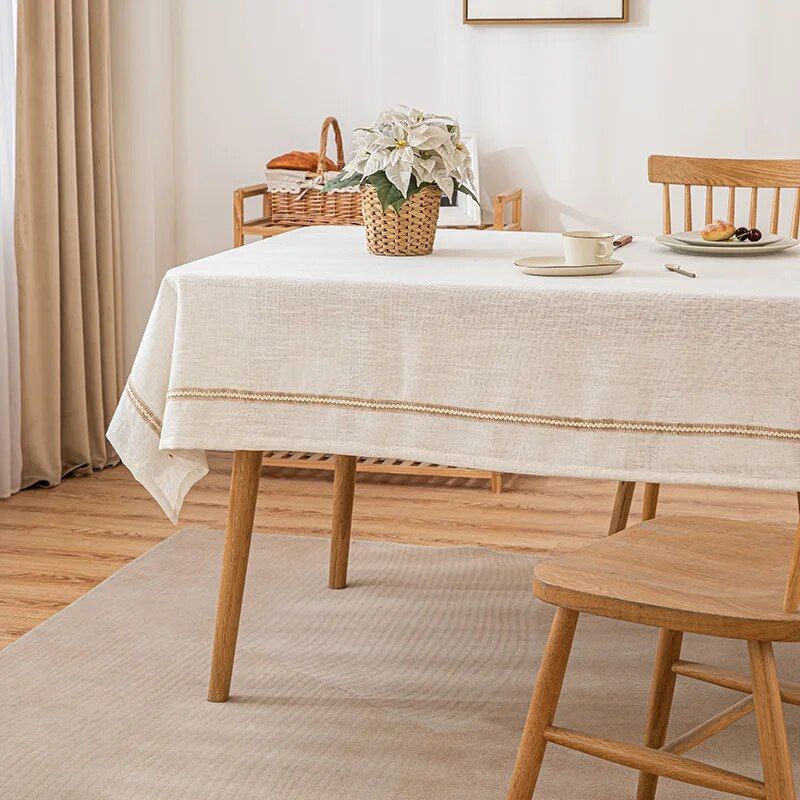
[656,234,799,256]
[514,256,623,276]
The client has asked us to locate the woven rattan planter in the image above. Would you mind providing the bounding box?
[360,185,441,256]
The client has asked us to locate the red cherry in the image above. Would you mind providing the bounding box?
[748,228,762,242]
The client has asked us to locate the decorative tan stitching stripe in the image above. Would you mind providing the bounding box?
[165,387,800,443]
[125,380,163,436]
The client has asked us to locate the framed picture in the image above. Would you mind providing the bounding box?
[464,0,628,24]
[438,135,481,227]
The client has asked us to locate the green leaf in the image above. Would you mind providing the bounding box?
[366,171,404,212]
[322,172,363,192]
[456,182,480,205]
[405,175,424,199]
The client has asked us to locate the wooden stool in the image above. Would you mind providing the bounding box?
[508,515,800,800]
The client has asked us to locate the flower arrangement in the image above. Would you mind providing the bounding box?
[323,106,478,212]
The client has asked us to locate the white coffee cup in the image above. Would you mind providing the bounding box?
[562,231,614,266]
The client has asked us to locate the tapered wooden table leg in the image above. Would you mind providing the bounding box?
[749,640,796,800]
[608,481,636,535]
[642,483,661,521]
[207,450,263,702]
[637,628,683,800]
[328,454,357,589]
[507,608,579,800]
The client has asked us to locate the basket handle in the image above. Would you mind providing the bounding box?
[318,116,345,174]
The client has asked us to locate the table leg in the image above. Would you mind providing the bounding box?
[608,481,636,535]
[328,455,357,589]
[207,450,263,702]
[642,483,661,521]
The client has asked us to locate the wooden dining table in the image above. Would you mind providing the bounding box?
[107,225,800,701]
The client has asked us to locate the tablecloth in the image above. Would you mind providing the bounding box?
[108,226,800,522]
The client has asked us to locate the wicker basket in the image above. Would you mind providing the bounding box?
[269,117,363,226]
[360,185,441,256]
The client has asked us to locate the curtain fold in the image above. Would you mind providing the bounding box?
[15,0,122,488]
[0,0,21,499]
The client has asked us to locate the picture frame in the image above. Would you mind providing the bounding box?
[463,0,628,25]
[437,135,481,227]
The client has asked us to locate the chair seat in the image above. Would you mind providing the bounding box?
[534,516,800,641]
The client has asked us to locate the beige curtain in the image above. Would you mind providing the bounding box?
[15,0,122,488]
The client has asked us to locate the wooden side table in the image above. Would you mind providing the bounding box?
[232,183,525,493]
[233,185,523,243]
[233,184,306,245]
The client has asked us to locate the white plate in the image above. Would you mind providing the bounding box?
[656,235,799,256]
[515,257,623,276]
[671,230,782,247]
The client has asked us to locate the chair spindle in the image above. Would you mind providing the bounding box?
[749,187,758,229]
[704,186,713,225]
[771,189,781,234]
[727,187,736,223]
[662,184,671,234]
[684,185,692,231]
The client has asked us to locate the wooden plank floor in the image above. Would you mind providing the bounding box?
[1,452,797,649]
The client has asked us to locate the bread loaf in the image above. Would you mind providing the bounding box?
[700,219,735,242]
[266,151,338,173]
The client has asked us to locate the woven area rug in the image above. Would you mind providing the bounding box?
[1,529,798,799]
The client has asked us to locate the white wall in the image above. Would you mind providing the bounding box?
[112,0,800,362]
[110,0,176,367]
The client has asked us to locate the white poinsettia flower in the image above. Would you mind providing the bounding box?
[412,156,438,184]
[332,106,478,207]
[453,142,473,175]
[385,155,413,196]
[408,125,450,150]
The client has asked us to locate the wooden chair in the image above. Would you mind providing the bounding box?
[608,155,800,535]
[507,511,800,800]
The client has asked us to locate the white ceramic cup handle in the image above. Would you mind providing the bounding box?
[597,241,612,259]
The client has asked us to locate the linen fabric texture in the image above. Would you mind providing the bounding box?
[108,227,800,522]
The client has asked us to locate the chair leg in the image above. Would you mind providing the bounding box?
[748,640,796,800]
[636,629,684,800]
[642,483,661,521]
[328,454,357,589]
[208,450,263,702]
[608,481,636,535]
[507,608,579,800]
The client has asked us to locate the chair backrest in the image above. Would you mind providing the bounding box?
[648,155,800,237]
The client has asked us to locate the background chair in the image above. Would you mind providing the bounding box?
[608,155,800,535]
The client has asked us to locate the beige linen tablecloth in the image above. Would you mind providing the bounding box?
[108,226,800,522]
